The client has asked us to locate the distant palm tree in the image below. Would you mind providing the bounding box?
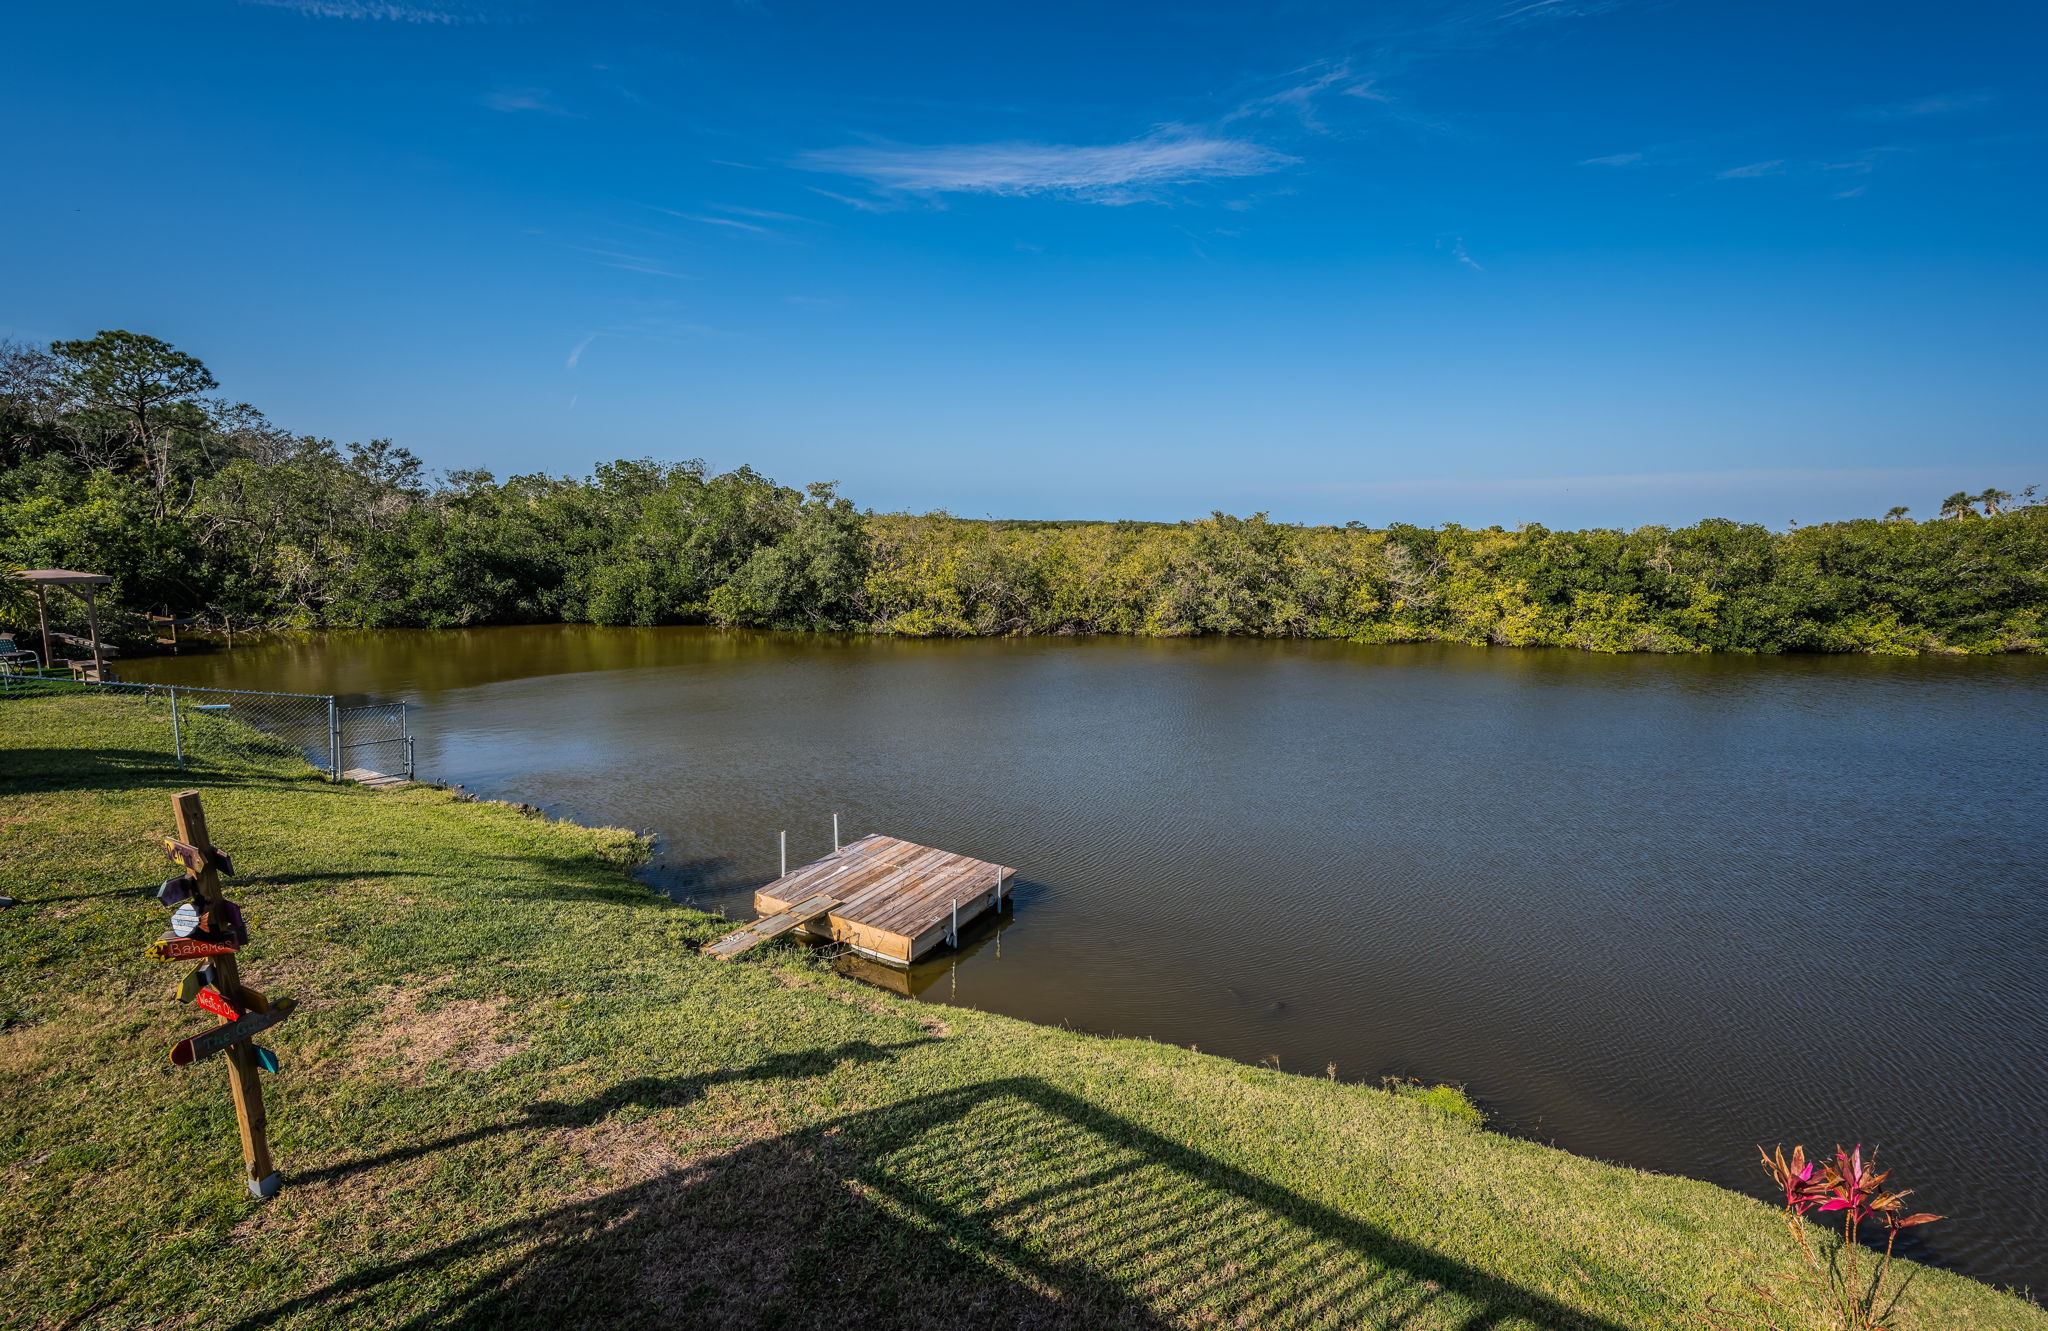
[1977,487,2012,516]
[1884,506,1911,522]
[1939,491,1978,520]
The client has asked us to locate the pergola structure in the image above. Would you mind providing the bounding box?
[13,568,114,680]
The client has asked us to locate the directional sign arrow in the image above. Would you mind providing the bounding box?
[195,987,243,1023]
[169,999,296,1067]
[176,969,205,1004]
[162,839,234,877]
[253,1046,281,1074]
[147,938,238,962]
[216,900,248,946]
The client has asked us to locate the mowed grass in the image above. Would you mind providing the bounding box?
[1,694,2041,1330]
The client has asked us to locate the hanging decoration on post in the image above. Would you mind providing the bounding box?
[145,790,291,1200]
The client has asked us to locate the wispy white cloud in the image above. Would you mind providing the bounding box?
[239,0,485,20]
[806,186,896,214]
[798,127,1294,204]
[714,204,823,225]
[1862,88,1995,118]
[564,245,665,265]
[1482,0,1633,27]
[1833,186,1867,199]
[1715,159,1785,179]
[564,333,597,370]
[1450,237,1484,271]
[653,209,774,235]
[1222,59,1388,131]
[593,260,695,280]
[1819,145,1907,174]
[1579,150,1645,167]
[482,87,567,114]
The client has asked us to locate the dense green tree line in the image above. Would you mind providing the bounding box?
[3,331,2042,654]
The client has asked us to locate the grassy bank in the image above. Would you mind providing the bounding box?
[2,695,2041,1329]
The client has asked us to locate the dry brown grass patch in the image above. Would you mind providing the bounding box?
[353,987,525,1079]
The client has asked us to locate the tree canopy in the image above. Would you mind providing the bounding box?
[2,331,2042,655]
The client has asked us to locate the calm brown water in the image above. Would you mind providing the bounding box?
[125,627,2048,1293]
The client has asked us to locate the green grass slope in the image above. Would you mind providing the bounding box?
[2,694,2040,1330]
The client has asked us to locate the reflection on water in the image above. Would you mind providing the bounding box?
[832,906,1021,998]
[126,626,2048,1292]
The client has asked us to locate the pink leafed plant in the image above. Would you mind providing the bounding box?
[1705,1142,1942,1330]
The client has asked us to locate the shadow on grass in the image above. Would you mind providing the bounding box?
[0,748,314,793]
[233,1063,1635,1330]
[290,1039,921,1191]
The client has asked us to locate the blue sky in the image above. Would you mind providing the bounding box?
[4,0,2043,526]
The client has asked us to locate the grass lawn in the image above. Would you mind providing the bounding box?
[2,692,2041,1330]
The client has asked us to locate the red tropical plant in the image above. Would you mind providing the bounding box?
[1706,1142,1942,1330]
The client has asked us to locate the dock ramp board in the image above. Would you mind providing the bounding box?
[702,892,841,960]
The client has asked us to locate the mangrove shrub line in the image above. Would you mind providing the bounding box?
[3,331,2042,654]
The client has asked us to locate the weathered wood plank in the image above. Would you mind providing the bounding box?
[702,892,842,960]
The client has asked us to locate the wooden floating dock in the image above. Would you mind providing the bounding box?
[705,834,1013,965]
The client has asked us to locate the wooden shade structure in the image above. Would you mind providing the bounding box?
[13,569,114,679]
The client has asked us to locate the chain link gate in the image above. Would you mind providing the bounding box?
[0,673,415,781]
[336,701,414,782]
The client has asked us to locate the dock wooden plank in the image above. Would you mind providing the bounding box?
[867,856,1011,933]
[825,847,945,918]
[866,859,992,933]
[840,846,953,913]
[702,892,841,960]
[765,835,917,905]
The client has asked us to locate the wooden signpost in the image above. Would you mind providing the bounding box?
[153,790,289,1200]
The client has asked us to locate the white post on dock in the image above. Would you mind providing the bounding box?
[994,868,1005,908]
[832,812,840,851]
[950,898,959,948]
[779,830,787,878]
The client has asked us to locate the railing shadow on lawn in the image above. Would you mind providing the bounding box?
[229,1057,1636,1331]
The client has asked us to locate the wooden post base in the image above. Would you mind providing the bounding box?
[248,1170,282,1200]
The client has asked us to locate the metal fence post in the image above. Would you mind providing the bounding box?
[169,685,184,768]
[327,696,341,781]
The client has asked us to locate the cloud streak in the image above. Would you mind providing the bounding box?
[798,128,1294,203]
[239,0,486,20]
[1863,88,1995,118]
[1716,159,1784,179]
[482,87,567,114]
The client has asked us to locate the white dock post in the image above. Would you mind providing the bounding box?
[779,829,787,878]
[833,812,840,851]
[950,898,959,947]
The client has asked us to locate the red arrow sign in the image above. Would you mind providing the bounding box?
[147,937,238,961]
[169,999,295,1067]
[195,987,243,1022]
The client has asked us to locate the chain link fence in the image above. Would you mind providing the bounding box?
[0,671,414,780]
